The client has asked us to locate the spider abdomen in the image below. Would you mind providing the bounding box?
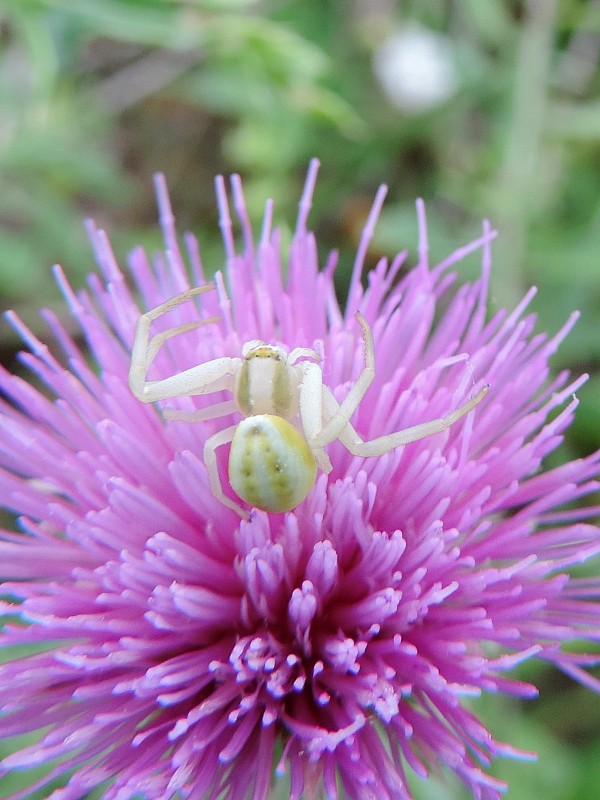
[228,414,317,513]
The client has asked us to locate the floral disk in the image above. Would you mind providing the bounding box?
[0,160,599,800]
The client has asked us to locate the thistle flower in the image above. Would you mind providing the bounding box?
[0,160,599,800]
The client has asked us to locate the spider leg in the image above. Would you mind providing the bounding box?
[142,284,216,322]
[146,318,220,367]
[311,312,375,448]
[129,285,242,403]
[163,399,238,423]
[297,361,332,473]
[133,285,219,370]
[130,354,240,403]
[321,384,488,457]
[203,424,249,518]
[288,345,321,365]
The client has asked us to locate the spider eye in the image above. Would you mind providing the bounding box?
[246,345,282,361]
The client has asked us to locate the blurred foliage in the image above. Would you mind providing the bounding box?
[0,0,599,797]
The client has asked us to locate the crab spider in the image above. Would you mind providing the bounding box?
[129,284,488,518]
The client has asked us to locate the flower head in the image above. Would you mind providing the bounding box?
[0,160,599,800]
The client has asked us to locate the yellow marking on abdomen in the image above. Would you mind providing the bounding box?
[228,415,317,513]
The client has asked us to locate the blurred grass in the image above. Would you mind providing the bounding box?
[0,0,599,797]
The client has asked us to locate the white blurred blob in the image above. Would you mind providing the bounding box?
[373,25,458,113]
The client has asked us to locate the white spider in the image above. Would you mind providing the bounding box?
[129,284,488,518]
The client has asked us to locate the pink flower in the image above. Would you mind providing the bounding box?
[0,160,599,800]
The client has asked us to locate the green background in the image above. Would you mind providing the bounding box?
[0,1,599,797]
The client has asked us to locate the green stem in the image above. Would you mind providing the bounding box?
[493,0,558,309]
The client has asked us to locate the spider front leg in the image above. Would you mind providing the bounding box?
[129,285,241,403]
[310,312,375,450]
[296,360,333,474]
[318,313,375,448]
[310,312,487,455]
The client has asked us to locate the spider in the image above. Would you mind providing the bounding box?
[129,284,488,518]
